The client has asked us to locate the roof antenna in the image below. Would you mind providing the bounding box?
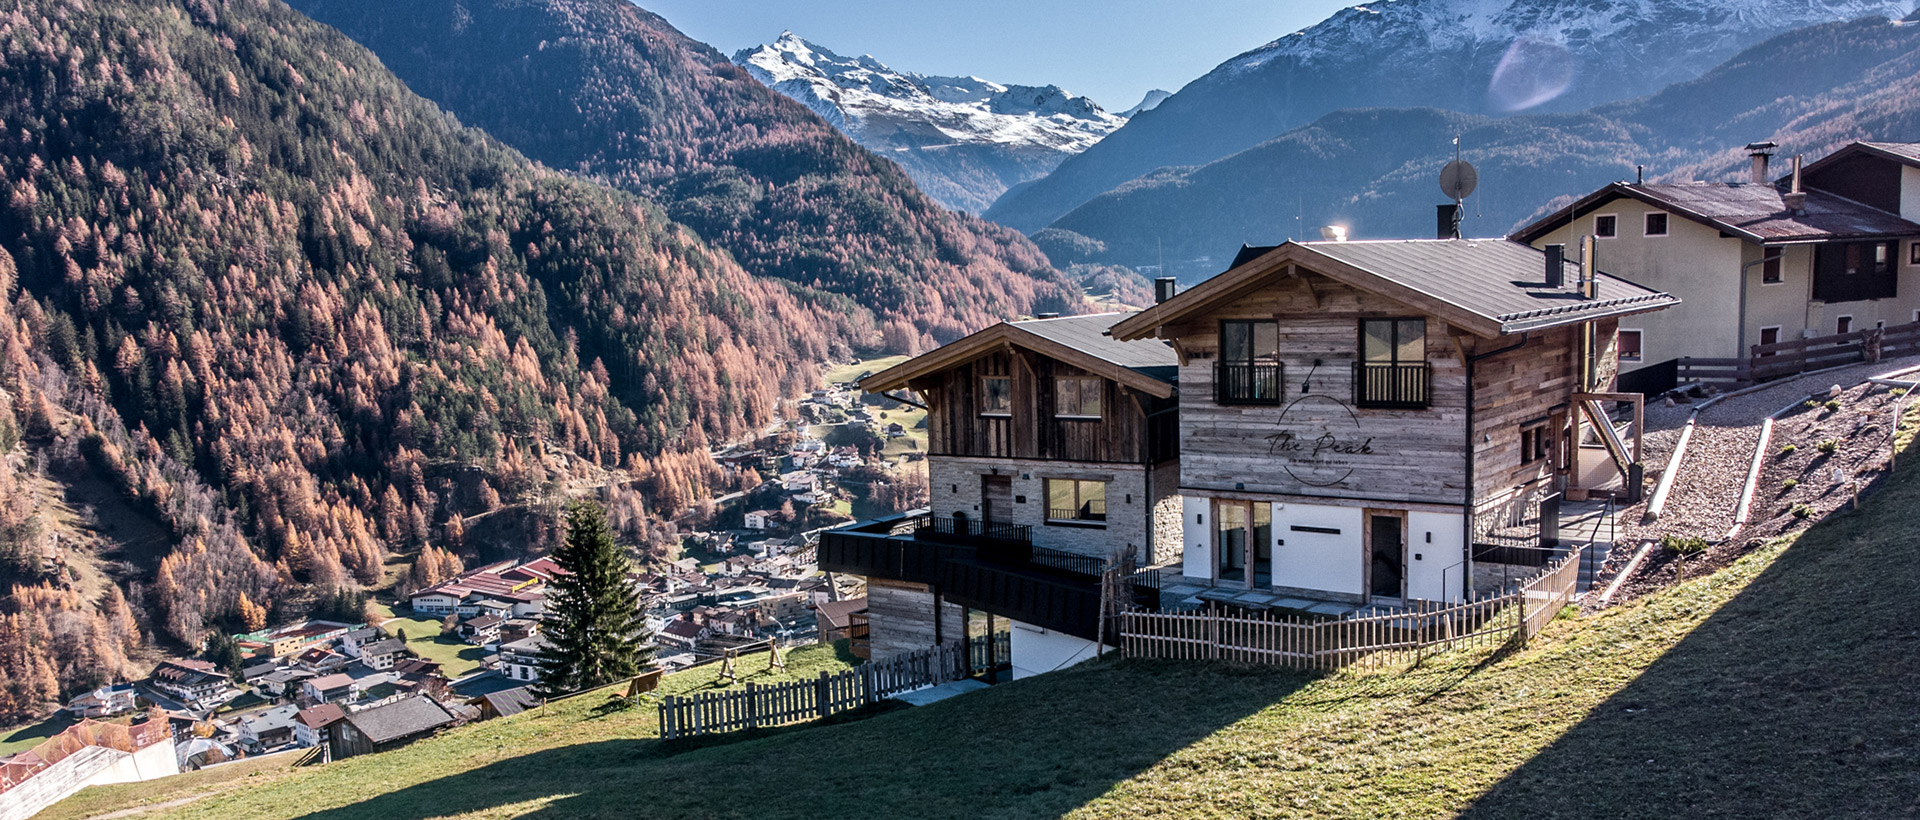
[1438,136,1478,240]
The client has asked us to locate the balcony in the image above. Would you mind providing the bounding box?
[1353,362,1431,408]
[818,511,1160,642]
[1214,362,1283,405]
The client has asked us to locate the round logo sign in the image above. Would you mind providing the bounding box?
[1264,394,1375,487]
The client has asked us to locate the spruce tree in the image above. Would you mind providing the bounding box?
[536,501,652,697]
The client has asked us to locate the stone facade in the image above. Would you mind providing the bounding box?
[928,455,1179,565]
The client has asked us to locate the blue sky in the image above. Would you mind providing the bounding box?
[638,0,1355,111]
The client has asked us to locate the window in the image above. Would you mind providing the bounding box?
[1761,249,1783,285]
[1758,326,1781,357]
[979,375,1011,416]
[1837,316,1853,335]
[1053,376,1102,419]
[1594,214,1618,238]
[1911,242,1920,267]
[1813,241,1898,302]
[1644,212,1668,237]
[1618,329,1643,363]
[1215,320,1282,405]
[1044,479,1107,524]
[1355,318,1430,408]
[1520,420,1552,466]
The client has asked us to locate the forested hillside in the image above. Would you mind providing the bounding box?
[0,0,866,720]
[287,0,1085,352]
[1041,13,1920,276]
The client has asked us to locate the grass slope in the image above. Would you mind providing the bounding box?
[56,462,1920,819]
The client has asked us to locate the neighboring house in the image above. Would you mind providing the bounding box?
[457,614,503,645]
[823,311,1183,671]
[239,659,279,684]
[743,510,771,530]
[293,703,346,748]
[148,660,232,708]
[236,704,300,751]
[356,638,408,671]
[294,646,349,673]
[497,635,549,684]
[1513,141,1920,392]
[1107,238,1675,606]
[301,673,360,706]
[338,627,384,658]
[258,620,356,659]
[328,696,458,761]
[64,684,137,719]
[474,687,542,721]
[256,668,316,699]
[409,558,560,617]
[813,598,869,653]
[657,618,710,651]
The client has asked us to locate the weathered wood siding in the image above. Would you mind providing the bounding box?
[920,350,1174,464]
[1170,270,1602,507]
[1168,276,1469,505]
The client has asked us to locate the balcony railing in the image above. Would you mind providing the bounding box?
[1353,362,1432,408]
[1215,362,1283,405]
[1046,501,1107,523]
[914,515,1032,547]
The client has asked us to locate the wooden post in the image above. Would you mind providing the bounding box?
[767,638,786,672]
[815,672,831,719]
[719,648,737,684]
[745,683,758,730]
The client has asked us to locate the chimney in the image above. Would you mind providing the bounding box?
[1436,203,1461,240]
[1745,141,1778,185]
[1153,277,1178,304]
[1782,154,1808,214]
[1544,244,1564,288]
[1035,312,1060,320]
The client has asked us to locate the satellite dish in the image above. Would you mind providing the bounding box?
[1439,159,1479,201]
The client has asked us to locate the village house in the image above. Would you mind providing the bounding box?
[1108,238,1676,608]
[497,635,549,684]
[743,510,772,530]
[409,558,561,617]
[293,703,346,748]
[147,659,233,709]
[293,646,349,673]
[813,598,870,657]
[821,312,1182,677]
[240,658,279,684]
[256,668,316,699]
[327,695,459,761]
[1513,141,1920,392]
[236,704,301,751]
[254,620,356,659]
[301,673,361,706]
[457,614,503,645]
[63,684,137,719]
[337,626,383,658]
[356,638,408,671]
[657,617,711,652]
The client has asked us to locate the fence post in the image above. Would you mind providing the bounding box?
[745,682,759,730]
[815,672,830,719]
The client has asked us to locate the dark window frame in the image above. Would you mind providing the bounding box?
[979,374,1012,417]
[1643,212,1669,237]
[1044,478,1108,526]
[1052,375,1103,420]
[1215,320,1283,406]
[1354,317,1431,409]
[1520,419,1552,466]
[1593,214,1618,238]
[1761,249,1784,285]
[1618,329,1643,363]
[1812,240,1898,303]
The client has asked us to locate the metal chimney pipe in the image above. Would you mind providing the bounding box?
[1153,277,1178,304]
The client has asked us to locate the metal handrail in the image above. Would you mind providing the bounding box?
[1215,362,1284,405]
[1353,361,1432,408]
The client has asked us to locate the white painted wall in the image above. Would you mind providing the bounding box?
[1009,621,1101,679]
[1270,502,1364,597]
[1901,166,1920,222]
[1405,511,1465,602]
[1182,496,1210,579]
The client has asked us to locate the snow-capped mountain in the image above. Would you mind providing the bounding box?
[734,33,1129,213]
[987,0,1919,231]
[1121,89,1173,118]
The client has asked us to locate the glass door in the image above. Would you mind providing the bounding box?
[1252,504,1273,588]
[1217,502,1247,587]
[965,609,1011,683]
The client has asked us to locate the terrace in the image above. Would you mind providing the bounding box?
[818,511,1160,643]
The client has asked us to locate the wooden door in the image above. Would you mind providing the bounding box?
[1368,514,1405,600]
[981,476,1013,524]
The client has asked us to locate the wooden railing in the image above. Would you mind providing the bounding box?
[1353,362,1432,408]
[1121,547,1583,671]
[657,640,969,739]
[1680,320,1920,387]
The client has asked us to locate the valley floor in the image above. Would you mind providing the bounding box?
[43,435,1920,820]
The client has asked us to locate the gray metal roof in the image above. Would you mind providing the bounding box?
[345,695,456,745]
[360,638,407,656]
[1291,239,1678,332]
[1627,182,1920,242]
[1859,142,1920,166]
[1010,313,1179,383]
[481,687,542,718]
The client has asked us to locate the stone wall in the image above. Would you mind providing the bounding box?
[928,456,1151,562]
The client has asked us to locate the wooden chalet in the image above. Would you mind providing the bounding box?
[1110,238,1676,605]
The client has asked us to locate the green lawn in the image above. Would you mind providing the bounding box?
[821,355,909,388]
[44,457,1920,819]
[368,602,487,679]
[0,712,77,757]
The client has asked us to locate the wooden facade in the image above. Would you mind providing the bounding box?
[917,350,1177,466]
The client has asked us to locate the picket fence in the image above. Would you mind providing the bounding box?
[658,639,968,739]
[1121,546,1584,671]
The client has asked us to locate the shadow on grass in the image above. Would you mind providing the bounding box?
[1457,477,1920,819]
[288,660,1315,820]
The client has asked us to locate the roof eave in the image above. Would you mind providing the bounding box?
[1498,296,1681,334]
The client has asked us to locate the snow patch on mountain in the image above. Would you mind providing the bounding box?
[1122,89,1173,118]
[735,32,1125,154]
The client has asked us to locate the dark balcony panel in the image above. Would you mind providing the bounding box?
[1215,362,1284,405]
[1353,362,1432,408]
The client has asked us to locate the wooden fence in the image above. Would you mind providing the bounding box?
[1680,320,1920,387]
[658,639,967,739]
[1120,547,1583,671]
